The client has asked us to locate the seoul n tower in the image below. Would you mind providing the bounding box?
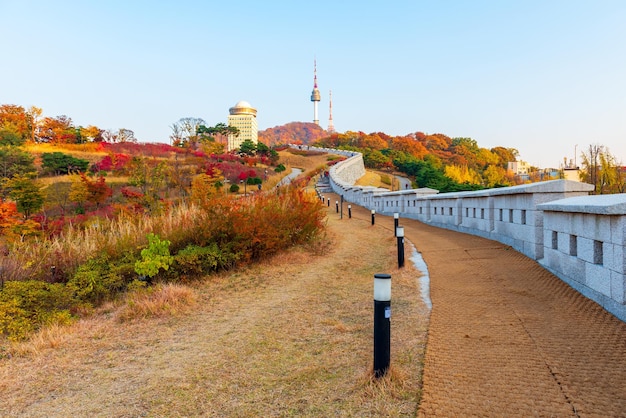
[310,59,321,125]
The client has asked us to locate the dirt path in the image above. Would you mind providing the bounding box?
[0,196,428,417]
[338,196,626,417]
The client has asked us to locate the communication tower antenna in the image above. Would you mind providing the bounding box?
[310,59,321,125]
[328,90,335,133]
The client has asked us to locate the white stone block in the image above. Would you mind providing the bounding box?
[577,237,595,264]
[586,263,612,297]
[543,248,562,271]
[610,216,626,245]
[610,271,625,304]
[563,256,586,284]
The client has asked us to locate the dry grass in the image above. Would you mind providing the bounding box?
[116,283,198,322]
[355,170,388,189]
[278,149,331,171]
[0,206,429,416]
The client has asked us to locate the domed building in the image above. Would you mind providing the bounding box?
[227,100,257,152]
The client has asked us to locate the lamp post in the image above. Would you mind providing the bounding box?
[240,179,247,196]
[373,273,391,378]
[396,226,405,268]
[371,209,376,225]
[394,213,399,237]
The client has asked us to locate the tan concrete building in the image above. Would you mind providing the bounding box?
[227,100,257,151]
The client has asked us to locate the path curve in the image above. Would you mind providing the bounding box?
[335,195,626,417]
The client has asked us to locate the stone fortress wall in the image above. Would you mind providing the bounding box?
[305,146,626,322]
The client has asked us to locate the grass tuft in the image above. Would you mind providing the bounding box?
[116,283,198,322]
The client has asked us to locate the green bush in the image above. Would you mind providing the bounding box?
[170,243,239,280]
[0,280,75,341]
[134,233,174,279]
[67,257,126,304]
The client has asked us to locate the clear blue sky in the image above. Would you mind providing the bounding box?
[2,0,625,168]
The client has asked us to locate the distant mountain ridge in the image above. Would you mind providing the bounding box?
[259,122,326,146]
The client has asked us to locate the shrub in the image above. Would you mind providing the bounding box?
[67,256,127,304]
[134,233,174,279]
[0,280,75,341]
[170,243,239,280]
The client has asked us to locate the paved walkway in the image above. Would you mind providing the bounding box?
[327,194,626,417]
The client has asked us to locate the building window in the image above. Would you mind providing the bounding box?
[509,209,514,223]
[551,231,558,250]
[521,210,526,225]
[499,209,503,221]
[481,208,485,219]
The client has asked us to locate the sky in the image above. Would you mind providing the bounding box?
[2,0,625,168]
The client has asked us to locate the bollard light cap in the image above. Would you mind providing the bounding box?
[374,273,391,301]
[371,209,376,214]
[394,213,399,219]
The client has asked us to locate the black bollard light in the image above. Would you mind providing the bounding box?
[371,209,376,225]
[340,195,344,219]
[322,196,325,204]
[394,213,399,237]
[348,205,352,219]
[335,200,339,213]
[327,198,330,207]
[373,273,391,378]
[396,226,405,268]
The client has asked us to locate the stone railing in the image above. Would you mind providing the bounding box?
[313,146,625,322]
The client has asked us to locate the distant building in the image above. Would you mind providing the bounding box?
[507,161,531,175]
[561,158,580,181]
[227,100,257,152]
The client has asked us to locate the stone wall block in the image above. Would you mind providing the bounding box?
[586,263,612,297]
[611,270,625,304]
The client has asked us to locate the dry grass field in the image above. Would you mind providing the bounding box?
[0,151,430,417]
[0,209,429,417]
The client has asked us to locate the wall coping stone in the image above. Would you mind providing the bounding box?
[538,194,626,215]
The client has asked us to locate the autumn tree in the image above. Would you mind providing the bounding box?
[0,147,36,178]
[581,145,625,194]
[79,125,103,142]
[68,175,89,212]
[444,165,482,185]
[38,115,75,143]
[190,170,223,204]
[483,165,510,188]
[117,128,137,143]
[7,174,44,218]
[170,117,206,148]
[0,129,25,146]
[0,104,30,141]
[26,106,43,142]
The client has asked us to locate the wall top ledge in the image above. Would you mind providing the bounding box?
[373,187,439,197]
[429,179,594,199]
[538,194,626,215]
